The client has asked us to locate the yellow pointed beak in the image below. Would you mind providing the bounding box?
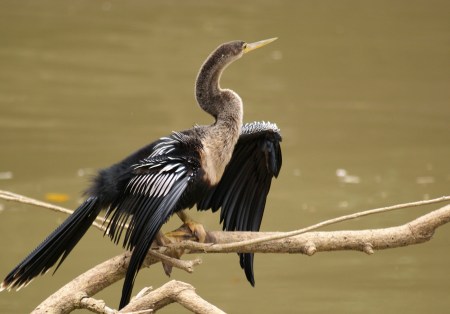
[243,37,278,54]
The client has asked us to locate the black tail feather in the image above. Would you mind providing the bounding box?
[240,253,255,287]
[1,196,101,291]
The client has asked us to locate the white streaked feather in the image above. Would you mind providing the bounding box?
[162,173,178,196]
[161,163,180,172]
[132,131,190,170]
[155,173,171,197]
[175,165,186,173]
[128,131,192,197]
[133,176,146,195]
[131,177,144,195]
[149,173,166,197]
[137,163,186,197]
[163,171,184,197]
[140,174,155,195]
[242,121,279,135]
[137,174,154,195]
[148,134,180,158]
[130,176,143,195]
[158,172,175,197]
[144,174,157,195]
[126,176,138,192]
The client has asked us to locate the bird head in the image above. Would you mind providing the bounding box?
[215,37,278,64]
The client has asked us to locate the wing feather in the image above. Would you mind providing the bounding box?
[120,176,190,309]
[197,121,282,286]
[108,155,195,309]
[98,131,201,309]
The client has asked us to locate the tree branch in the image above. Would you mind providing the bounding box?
[0,190,106,230]
[1,190,450,313]
[28,203,450,313]
[169,196,450,253]
[197,203,450,255]
[120,280,225,314]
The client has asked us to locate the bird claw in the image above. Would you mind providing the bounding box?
[174,211,208,243]
[184,220,207,243]
[165,220,207,243]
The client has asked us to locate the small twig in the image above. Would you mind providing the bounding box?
[0,190,75,216]
[147,250,201,274]
[79,297,116,314]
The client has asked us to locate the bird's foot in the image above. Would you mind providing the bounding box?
[183,219,207,243]
[157,212,208,276]
[173,210,208,243]
[164,220,207,243]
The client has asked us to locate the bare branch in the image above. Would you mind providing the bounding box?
[79,297,116,314]
[0,190,106,231]
[30,249,202,313]
[31,253,130,314]
[169,196,450,252]
[166,204,450,255]
[147,250,202,274]
[120,280,225,314]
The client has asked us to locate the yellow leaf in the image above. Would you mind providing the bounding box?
[45,193,70,203]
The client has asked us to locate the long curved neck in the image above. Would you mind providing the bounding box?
[194,45,244,185]
[195,48,243,128]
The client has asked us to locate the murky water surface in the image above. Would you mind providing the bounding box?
[1,1,449,313]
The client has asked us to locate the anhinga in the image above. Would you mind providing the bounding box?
[1,38,282,309]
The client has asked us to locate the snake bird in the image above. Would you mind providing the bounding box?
[2,38,282,309]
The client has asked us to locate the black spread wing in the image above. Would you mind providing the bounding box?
[103,133,199,309]
[197,121,282,285]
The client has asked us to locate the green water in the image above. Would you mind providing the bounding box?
[1,1,449,313]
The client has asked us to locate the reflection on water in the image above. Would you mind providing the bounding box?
[1,1,450,313]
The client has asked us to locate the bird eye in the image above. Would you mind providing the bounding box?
[243,43,247,49]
